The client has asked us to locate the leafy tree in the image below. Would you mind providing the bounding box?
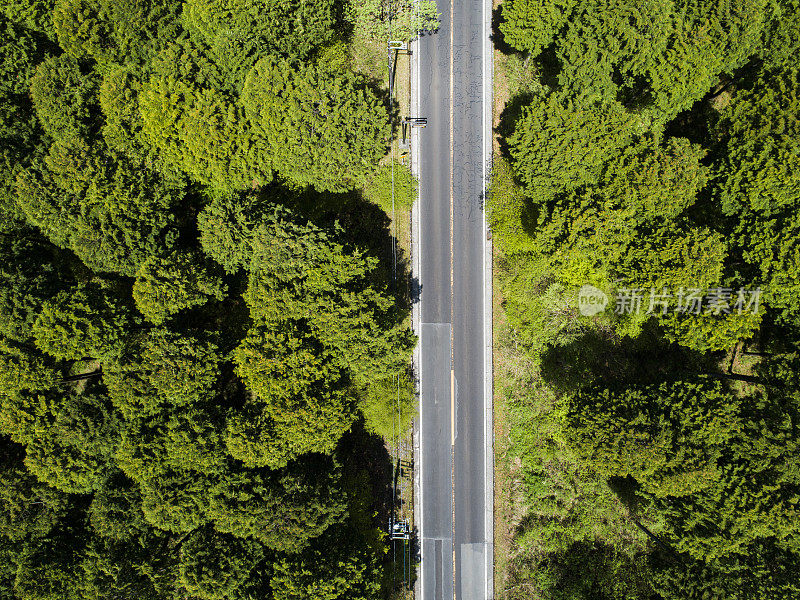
[178,527,264,599]
[358,374,416,440]
[116,400,228,479]
[500,0,578,55]
[501,0,774,122]
[229,324,356,469]
[0,17,45,228]
[79,532,176,600]
[33,280,133,361]
[0,442,69,543]
[659,384,800,561]
[13,523,85,600]
[136,466,211,533]
[52,0,181,65]
[104,328,222,419]
[133,250,226,325]
[347,0,440,42]
[245,214,415,387]
[196,190,271,273]
[502,134,733,349]
[30,54,98,143]
[270,516,382,600]
[139,74,272,192]
[207,457,347,553]
[761,0,800,70]
[713,67,800,324]
[565,379,738,498]
[15,140,181,275]
[653,539,800,600]
[0,340,59,407]
[508,94,635,199]
[22,392,118,494]
[715,68,800,216]
[88,471,147,541]
[0,231,69,343]
[99,64,178,173]
[242,57,390,192]
[229,212,414,468]
[183,0,337,85]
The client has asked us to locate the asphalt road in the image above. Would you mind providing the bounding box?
[417,0,491,598]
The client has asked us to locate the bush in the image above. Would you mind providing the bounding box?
[364,163,417,214]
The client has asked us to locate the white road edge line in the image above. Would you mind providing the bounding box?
[411,15,424,600]
[482,0,495,596]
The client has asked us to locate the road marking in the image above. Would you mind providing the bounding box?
[481,0,495,594]
[450,369,455,445]
[448,0,456,598]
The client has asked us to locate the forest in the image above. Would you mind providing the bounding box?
[492,1,800,599]
[0,0,438,598]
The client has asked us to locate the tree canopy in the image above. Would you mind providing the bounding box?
[0,0,416,597]
[493,1,800,597]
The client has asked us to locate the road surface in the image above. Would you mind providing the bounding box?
[415,0,492,598]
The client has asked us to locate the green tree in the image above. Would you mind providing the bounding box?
[196,190,271,273]
[0,16,45,228]
[30,54,98,143]
[52,0,181,65]
[33,280,133,361]
[178,527,264,599]
[88,471,148,542]
[565,379,738,498]
[245,215,415,387]
[139,74,272,192]
[136,466,211,533]
[0,442,69,544]
[133,250,226,325]
[116,400,228,479]
[207,457,347,553]
[713,67,800,324]
[22,392,118,494]
[104,328,222,419]
[183,0,337,85]
[508,94,635,199]
[363,163,417,213]
[15,140,181,275]
[347,0,440,42]
[501,0,773,122]
[2,0,56,36]
[242,57,390,192]
[500,0,578,55]
[229,324,356,469]
[270,517,382,600]
[14,523,85,600]
[0,231,70,343]
[229,212,414,468]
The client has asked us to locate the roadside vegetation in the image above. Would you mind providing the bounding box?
[0,0,438,598]
[491,1,800,598]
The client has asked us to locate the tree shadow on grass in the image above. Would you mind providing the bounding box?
[496,91,535,161]
[269,182,417,314]
[492,6,517,56]
[339,421,418,594]
[538,322,715,394]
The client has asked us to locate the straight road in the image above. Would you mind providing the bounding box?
[416,0,492,598]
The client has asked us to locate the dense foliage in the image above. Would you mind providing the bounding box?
[0,1,422,598]
[494,0,800,598]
